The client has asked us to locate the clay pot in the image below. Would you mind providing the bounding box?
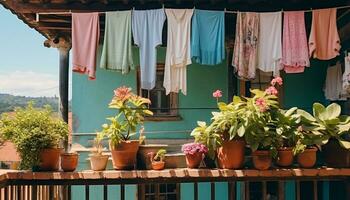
[185,152,203,168]
[110,140,139,170]
[90,154,109,171]
[137,144,168,169]
[323,138,350,167]
[151,161,165,170]
[39,148,63,171]
[276,147,294,167]
[217,139,246,169]
[297,147,317,168]
[61,152,79,172]
[252,150,272,170]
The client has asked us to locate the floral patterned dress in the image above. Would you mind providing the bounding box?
[232,12,259,80]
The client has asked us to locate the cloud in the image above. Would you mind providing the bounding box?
[0,71,59,97]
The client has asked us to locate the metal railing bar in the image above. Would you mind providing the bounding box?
[176,183,181,200]
[228,182,236,200]
[103,184,107,200]
[278,181,285,200]
[211,182,215,200]
[120,184,125,200]
[245,182,250,200]
[4,186,8,200]
[194,182,198,200]
[313,180,318,200]
[155,184,160,200]
[262,181,267,200]
[85,185,89,200]
[296,181,300,200]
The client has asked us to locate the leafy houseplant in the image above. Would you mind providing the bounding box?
[148,149,167,170]
[243,77,283,170]
[89,132,109,171]
[101,86,153,169]
[0,103,68,170]
[182,143,208,168]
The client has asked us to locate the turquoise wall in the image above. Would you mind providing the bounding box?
[72,46,228,139]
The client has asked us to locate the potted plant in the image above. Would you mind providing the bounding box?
[298,103,350,167]
[148,149,167,170]
[101,86,153,170]
[61,151,79,172]
[244,77,283,170]
[89,132,109,171]
[274,107,300,167]
[0,103,68,171]
[293,106,329,168]
[182,143,208,168]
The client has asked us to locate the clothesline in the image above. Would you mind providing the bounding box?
[35,4,350,21]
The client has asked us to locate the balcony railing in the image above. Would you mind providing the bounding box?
[0,168,349,200]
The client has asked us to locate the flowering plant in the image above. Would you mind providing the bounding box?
[213,89,223,102]
[182,143,208,155]
[100,86,153,147]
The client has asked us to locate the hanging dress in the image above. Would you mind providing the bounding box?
[132,9,166,90]
[232,12,259,80]
[72,13,100,80]
[325,62,346,101]
[100,11,134,74]
[164,9,194,95]
[282,11,310,73]
[191,9,225,65]
[257,12,282,77]
[309,8,340,60]
[343,53,350,97]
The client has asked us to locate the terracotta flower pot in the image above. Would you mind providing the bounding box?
[90,154,109,171]
[217,139,246,169]
[39,148,63,171]
[110,140,139,170]
[185,152,203,168]
[137,144,168,169]
[252,150,272,170]
[276,147,294,167]
[297,147,317,168]
[323,138,350,167]
[151,161,165,170]
[61,152,79,172]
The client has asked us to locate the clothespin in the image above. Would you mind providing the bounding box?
[162,4,164,9]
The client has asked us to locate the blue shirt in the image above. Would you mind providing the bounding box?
[132,9,166,90]
[191,9,225,65]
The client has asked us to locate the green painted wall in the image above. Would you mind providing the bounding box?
[72,46,228,139]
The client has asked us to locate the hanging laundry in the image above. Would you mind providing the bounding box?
[343,53,350,96]
[132,9,166,90]
[257,12,282,77]
[164,9,194,95]
[282,11,310,73]
[100,11,134,74]
[191,9,225,65]
[309,8,340,60]
[232,12,259,80]
[325,62,346,101]
[72,13,100,80]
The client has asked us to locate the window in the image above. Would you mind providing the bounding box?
[138,183,180,200]
[137,64,180,121]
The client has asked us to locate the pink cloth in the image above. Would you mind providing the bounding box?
[309,8,340,60]
[72,13,100,80]
[282,11,310,73]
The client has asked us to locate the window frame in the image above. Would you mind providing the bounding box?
[136,63,181,121]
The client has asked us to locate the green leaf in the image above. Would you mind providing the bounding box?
[197,121,207,127]
[325,103,341,119]
[297,109,316,122]
[285,107,297,117]
[237,126,245,137]
[338,139,350,149]
[313,102,325,119]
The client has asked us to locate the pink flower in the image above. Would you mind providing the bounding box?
[182,143,208,155]
[114,86,132,102]
[212,90,223,98]
[271,77,283,86]
[255,97,268,112]
[265,86,278,95]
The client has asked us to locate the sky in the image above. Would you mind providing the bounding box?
[0,5,69,97]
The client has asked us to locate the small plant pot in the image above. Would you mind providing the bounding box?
[185,152,203,168]
[90,154,109,171]
[276,147,294,167]
[61,152,79,172]
[252,150,272,170]
[323,138,350,167]
[110,140,139,170]
[297,147,317,168]
[137,144,168,169]
[217,139,246,169]
[151,161,165,170]
[39,148,63,171]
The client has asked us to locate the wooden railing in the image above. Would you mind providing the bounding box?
[0,168,349,200]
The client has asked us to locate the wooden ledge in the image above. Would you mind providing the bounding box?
[0,168,350,185]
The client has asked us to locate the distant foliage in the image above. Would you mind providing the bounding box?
[0,93,64,114]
